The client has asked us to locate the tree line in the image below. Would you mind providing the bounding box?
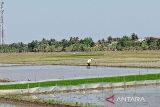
[0,33,160,53]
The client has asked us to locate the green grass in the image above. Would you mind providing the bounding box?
[0,51,160,68]
[0,73,160,90]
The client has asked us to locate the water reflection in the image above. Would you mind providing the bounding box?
[31,85,160,107]
[0,65,159,82]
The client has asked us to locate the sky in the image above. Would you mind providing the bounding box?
[4,0,160,43]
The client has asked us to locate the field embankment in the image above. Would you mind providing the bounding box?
[0,95,81,107]
[0,73,159,90]
[0,79,14,83]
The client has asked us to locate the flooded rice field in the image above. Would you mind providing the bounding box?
[1,85,160,107]
[0,65,160,107]
[30,85,160,107]
[0,103,29,107]
[0,65,160,82]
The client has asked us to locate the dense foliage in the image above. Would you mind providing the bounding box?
[0,33,160,53]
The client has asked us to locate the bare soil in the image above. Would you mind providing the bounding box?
[0,97,80,107]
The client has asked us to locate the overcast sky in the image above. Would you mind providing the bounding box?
[4,0,160,43]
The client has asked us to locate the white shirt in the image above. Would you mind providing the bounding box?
[87,59,92,63]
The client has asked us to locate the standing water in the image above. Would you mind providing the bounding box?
[0,65,159,82]
[30,85,160,107]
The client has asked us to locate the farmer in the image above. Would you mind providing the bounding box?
[87,58,93,66]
